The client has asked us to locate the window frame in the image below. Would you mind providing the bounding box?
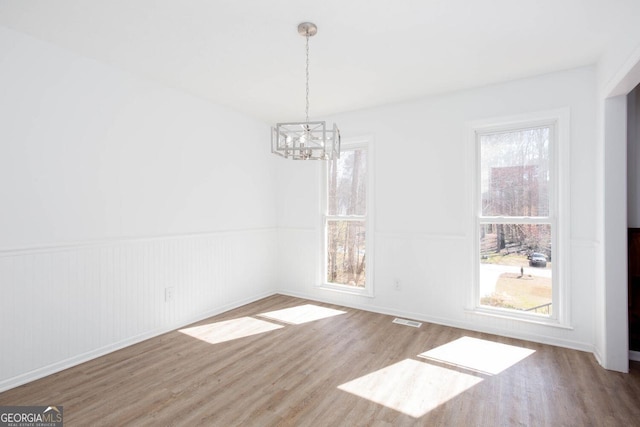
[468,109,571,327]
[319,136,374,297]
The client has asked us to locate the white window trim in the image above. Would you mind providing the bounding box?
[318,136,375,297]
[467,109,571,328]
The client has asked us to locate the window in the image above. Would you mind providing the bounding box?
[321,139,373,295]
[472,111,569,325]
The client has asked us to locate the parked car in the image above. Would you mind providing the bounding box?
[529,252,547,268]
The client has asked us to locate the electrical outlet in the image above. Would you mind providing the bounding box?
[394,279,401,290]
[165,287,175,302]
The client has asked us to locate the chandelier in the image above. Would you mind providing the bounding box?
[271,22,340,160]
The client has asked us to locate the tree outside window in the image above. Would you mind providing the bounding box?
[325,147,368,288]
[478,127,554,315]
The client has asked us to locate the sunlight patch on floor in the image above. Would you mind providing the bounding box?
[258,304,346,325]
[338,359,482,418]
[179,317,283,345]
[418,336,535,375]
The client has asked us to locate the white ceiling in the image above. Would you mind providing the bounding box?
[0,0,638,123]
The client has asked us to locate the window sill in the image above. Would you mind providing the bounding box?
[317,282,375,298]
[465,306,573,330]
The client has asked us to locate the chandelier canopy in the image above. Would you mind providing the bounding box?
[271,22,340,160]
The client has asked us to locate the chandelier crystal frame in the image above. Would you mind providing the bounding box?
[271,22,340,160]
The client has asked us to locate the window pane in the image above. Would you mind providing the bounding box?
[326,220,366,287]
[328,149,367,216]
[479,223,552,315]
[480,127,550,216]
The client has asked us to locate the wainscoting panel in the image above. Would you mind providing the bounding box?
[0,229,278,392]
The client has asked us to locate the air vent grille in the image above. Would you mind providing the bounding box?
[392,318,422,328]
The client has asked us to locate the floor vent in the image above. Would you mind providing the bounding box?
[392,318,422,328]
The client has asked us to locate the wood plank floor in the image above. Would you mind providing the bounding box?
[1,294,639,426]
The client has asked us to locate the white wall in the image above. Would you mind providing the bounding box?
[628,86,640,227]
[0,26,278,391]
[2,15,636,390]
[597,5,640,98]
[276,67,598,351]
[601,96,629,372]
[595,27,640,372]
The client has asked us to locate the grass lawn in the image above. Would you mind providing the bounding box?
[481,272,552,313]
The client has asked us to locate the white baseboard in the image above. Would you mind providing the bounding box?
[276,289,594,354]
[0,291,276,393]
[593,347,605,367]
[630,350,640,362]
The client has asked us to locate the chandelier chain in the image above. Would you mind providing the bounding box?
[305,32,310,124]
